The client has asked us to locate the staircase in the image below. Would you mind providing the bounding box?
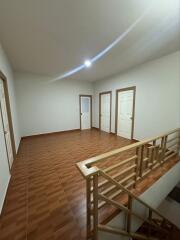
[135,218,180,240]
[76,128,180,240]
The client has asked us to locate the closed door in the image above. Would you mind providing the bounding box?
[80,96,92,130]
[116,88,135,139]
[0,98,10,212]
[100,92,111,133]
[0,79,13,168]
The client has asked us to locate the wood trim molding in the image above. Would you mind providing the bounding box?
[115,86,136,139]
[22,128,81,139]
[110,132,116,135]
[92,127,99,131]
[0,71,16,169]
[79,95,92,130]
[99,91,112,133]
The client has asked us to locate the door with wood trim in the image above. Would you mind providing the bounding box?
[99,92,111,133]
[116,87,136,139]
[0,78,13,168]
[0,103,10,212]
[80,95,92,130]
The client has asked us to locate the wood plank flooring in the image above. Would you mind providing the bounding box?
[0,129,179,240]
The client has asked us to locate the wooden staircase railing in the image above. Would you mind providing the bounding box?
[97,170,179,240]
[76,128,180,240]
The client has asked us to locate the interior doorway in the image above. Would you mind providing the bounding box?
[0,72,15,169]
[79,95,92,130]
[0,99,11,212]
[99,91,112,133]
[115,86,136,139]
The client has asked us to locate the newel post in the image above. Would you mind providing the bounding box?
[92,173,99,240]
[86,176,92,239]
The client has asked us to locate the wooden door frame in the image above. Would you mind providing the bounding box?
[79,95,92,130]
[115,86,136,139]
[99,91,112,132]
[0,71,16,169]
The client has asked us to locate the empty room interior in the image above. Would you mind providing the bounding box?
[0,0,180,240]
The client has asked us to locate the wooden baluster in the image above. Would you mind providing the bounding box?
[160,137,164,163]
[93,174,99,240]
[146,146,150,168]
[153,144,159,165]
[134,148,139,187]
[156,145,160,164]
[161,136,167,162]
[127,196,132,233]
[139,145,144,178]
[160,137,165,163]
[153,140,156,165]
[163,136,167,160]
[86,177,92,239]
[149,146,155,169]
[146,146,149,168]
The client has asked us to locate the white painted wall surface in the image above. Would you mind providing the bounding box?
[15,72,94,136]
[0,43,20,150]
[157,198,180,228]
[0,109,10,213]
[0,43,20,213]
[93,51,180,140]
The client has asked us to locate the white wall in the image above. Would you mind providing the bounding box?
[15,51,180,139]
[0,108,10,213]
[0,43,20,150]
[93,51,180,140]
[15,72,94,136]
[0,43,20,213]
[157,198,180,228]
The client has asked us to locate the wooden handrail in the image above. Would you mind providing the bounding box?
[76,128,180,239]
[98,225,159,240]
[98,193,168,234]
[76,128,180,178]
[99,170,173,225]
[96,168,179,239]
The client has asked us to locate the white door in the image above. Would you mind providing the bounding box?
[117,90,134,139]
[100,93,111,133]
[80,96,91,130]
[0,79,13,168]
[0,98,10,212]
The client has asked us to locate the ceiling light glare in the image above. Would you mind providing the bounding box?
[51,4,153,82]
[84,60,92,67]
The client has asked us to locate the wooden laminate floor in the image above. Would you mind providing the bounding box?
[0,129,178,240]
[0,129,133,240]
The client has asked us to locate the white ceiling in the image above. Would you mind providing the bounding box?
[0,0,179,82]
